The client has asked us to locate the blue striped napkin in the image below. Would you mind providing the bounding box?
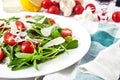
[74,23,120,80]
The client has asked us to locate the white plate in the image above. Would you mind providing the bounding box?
[0,12,91,79]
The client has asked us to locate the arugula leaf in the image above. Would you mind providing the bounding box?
[0,27,5,38]
[65,36,72,43]
[51,27,61,38]
[26,21,46,28]
[8,17,19,22]
[66,40,78,49]
[0,17,19,25]
[32,15,44,21]
[33,60,39,70]
[15,52,32,58]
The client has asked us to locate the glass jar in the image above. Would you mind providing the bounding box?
[2,0,23,13]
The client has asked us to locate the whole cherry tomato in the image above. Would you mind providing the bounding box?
[42,0,53,9]
[15,21,25,31]
[0,48,4,61]
[73,4,84,15]
[61,28,72,38]
[47,5,60,15]
[20,41,35,53]
[112,11,120,23]
[85,3,96,13]
[4,32,17,46]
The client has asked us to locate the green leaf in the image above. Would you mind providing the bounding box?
[14,45,21,52]
[65,36,72,43]
[15,52,32,58]
[33,60,39,70]
[32,15,44,21]
[0,17,19,25]
[66,40,78,49]
[8,17,19,22]
[51,27,61,38]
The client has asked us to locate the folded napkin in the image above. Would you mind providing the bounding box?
[43,22,120,80]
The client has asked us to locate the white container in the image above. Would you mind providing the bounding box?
[2,0,23,13]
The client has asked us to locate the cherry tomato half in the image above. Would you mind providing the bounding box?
[0,23,4,30]
[15,21,25,31]
[25,15,32,18]
[4,32,17,46]
[73,4,84,15]
[112,11,120,23]
[0,48,4,61]
[61,28,72,38]
[20,41,35,53]
[48,18,56,25]
[47,5,60,15]
[85,3,96,13]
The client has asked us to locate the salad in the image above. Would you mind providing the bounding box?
[0,14,78,71]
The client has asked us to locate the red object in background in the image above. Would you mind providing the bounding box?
[42,0,53,9]
[112,11,120,22]
[73,4,84,15]
[47,5,60,15]
[97,12,109,22]
[85,3,96,13]
[0,48,4,61]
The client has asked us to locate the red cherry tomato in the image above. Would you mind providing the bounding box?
[73,5,84,15]
[15,21,25,31]
[25,15,32,18]
[112,11,120,23]
[47,5,60,15]
[0,48,4,61]
[48,18,56,24]
[42,0,53,9]
[4,32,17,46]
[61,28,72,38]
[85,3,96,13]
[20,41,35,53]
[52,1,59,8]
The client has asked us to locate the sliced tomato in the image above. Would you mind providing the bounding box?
[61,28,72,38]
[0,48,4,61]
[15,21,25,31]
[25,15,32,18]
[48,18,56,25]
[4,32,17,46]
[0,23,4,30]
[20,41,35,53]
